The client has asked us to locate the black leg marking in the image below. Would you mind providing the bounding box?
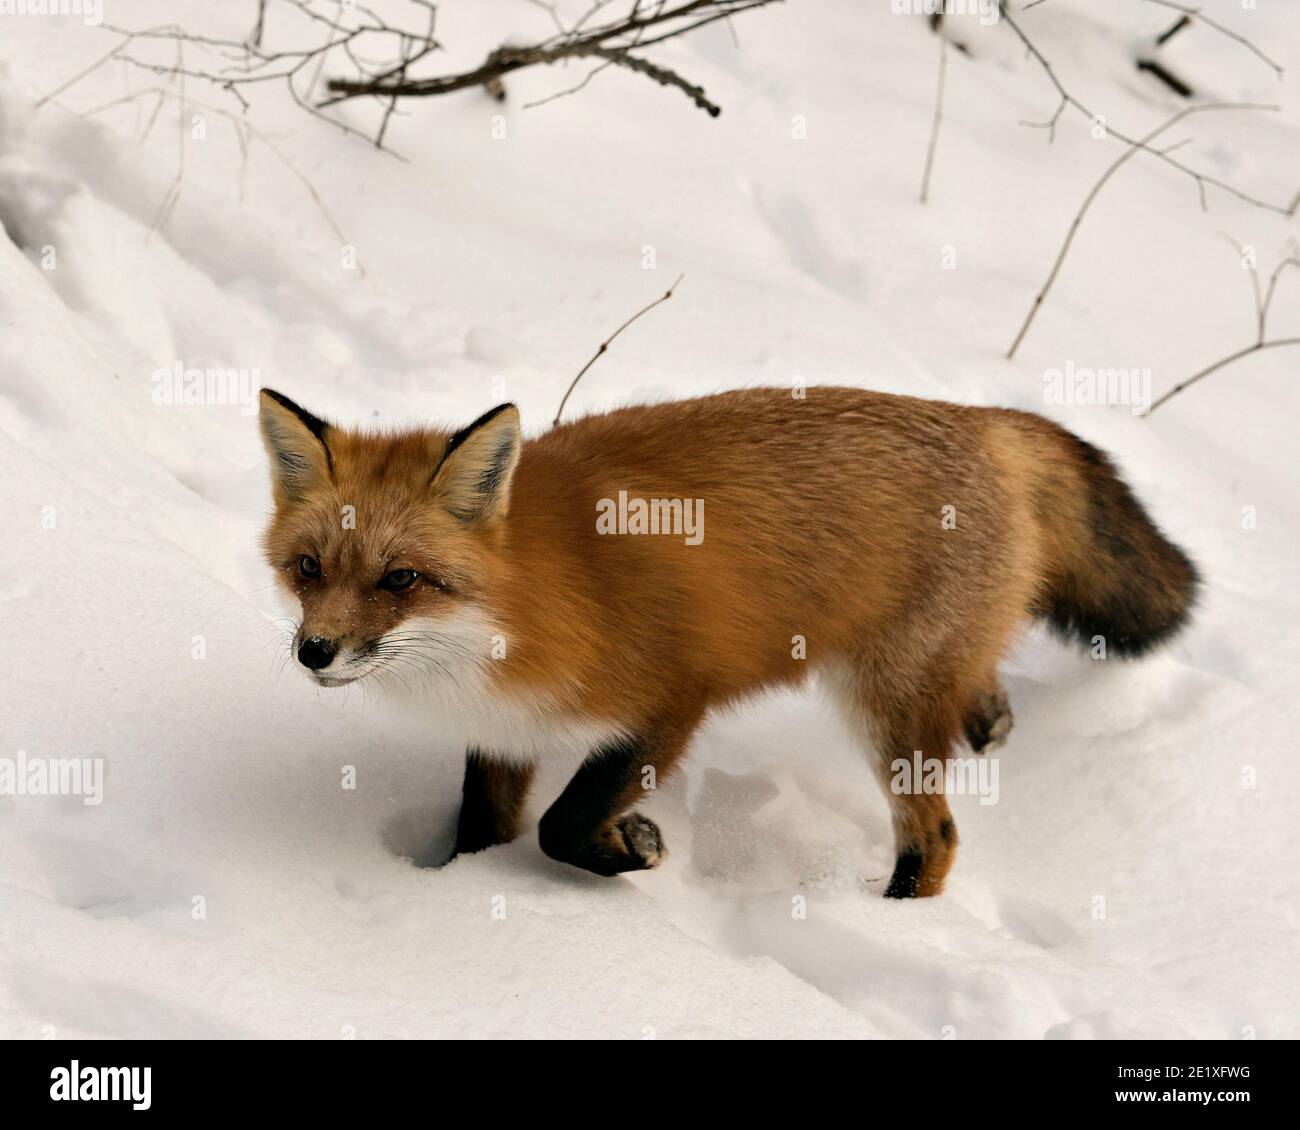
[538,736,665,876]
[883,848,924,899]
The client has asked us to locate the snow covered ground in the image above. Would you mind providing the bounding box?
[1,0,1298,1039]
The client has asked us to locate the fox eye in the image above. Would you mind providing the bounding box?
[298,555,321,579]
[379,569,418,592]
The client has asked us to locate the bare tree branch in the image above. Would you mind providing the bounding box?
[322,1,781,119]
[589,48,723,117]
[42,1,777,153]
[1007,102,1277,360]
[1002,9,1298,217]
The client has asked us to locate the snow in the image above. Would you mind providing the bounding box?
[1,0,1298,1039]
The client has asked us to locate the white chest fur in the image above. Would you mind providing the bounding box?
[370,611,627,764]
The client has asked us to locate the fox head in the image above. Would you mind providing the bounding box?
[258,389,520,688]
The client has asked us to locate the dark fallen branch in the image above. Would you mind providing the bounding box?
[322,1,781,119]
[1143,0,1284,78]
[1136,58,1193,98]
[590,49,722,118]
[1138,1,1284,100]
[1155,15,1191,47]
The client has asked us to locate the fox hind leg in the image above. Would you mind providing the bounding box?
[876,709,959,899]
[826,662,962,898]
[963,680,1013,753]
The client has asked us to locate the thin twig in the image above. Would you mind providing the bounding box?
[250,0,269,49]
[1148,249,1300,414]
[919,28,949,204]
[71,85,361,269]
[1002,10,1297,216]
[34,38,131,108]
[553,274,685,427]
[1147,339,1300,414]
[1007,102,1275,360]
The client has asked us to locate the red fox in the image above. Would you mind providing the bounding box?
[259,386,1197,897]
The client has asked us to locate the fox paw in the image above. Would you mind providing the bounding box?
[964,688,1013,753]
[617,813,666,869]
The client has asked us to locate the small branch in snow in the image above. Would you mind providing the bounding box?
[1147,338,1300,416]
[553,274,685,428]
[72,85,363,272]
[925,11,971,57]
[1007,102,1277,361]
[919,27,949,204]
[1142,0,1284,80]
[1136,58,1193,98]
[1137,1,1283,100]
[1001,9,1297,217]
[1154,14,1191,47]
[249,0,270,50]
[1148,248,1300,415]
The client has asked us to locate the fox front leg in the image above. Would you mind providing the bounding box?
[538,724,694,877]
[452,750,536,857]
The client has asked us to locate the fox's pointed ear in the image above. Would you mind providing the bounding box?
[259,389,333,502]
[431,403,521,524]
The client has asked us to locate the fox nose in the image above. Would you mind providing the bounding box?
[298,636,337,671]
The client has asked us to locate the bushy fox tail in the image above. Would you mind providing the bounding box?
[1022,422,1199,658]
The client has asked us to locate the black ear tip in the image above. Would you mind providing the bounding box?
[260,389,331,441]
[463,402,519,433]
[437,402,521,472]
[260,388,293,410]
